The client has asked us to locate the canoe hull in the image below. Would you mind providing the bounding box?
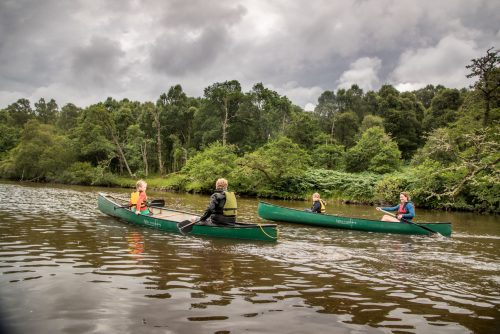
[258,201,452,237]
[98,193,278,242]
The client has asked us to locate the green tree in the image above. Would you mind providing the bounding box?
[423,88,463,132]
[203,80,243,146]
[6,98,34,127]
[35,98,59,124]
[344,126,401,174]
[232,83,293,150]
[74,105,115,166]
[414,84,445,109]
[57,103,81,132]
[360,114,384,132]
[411,128,458,165]
[345,84,366,120]
[0,124,19,157]
[285,111,322,149]
[0,120,76,180]
[333,111,359,147]
[383,108,422,159]
[311,144,344,170]
[181,142,238,192]
[233,137,311,193]
[314,90,338,142]
[466,47,500,126]
[155,86,189,174]
[125,124,150,176]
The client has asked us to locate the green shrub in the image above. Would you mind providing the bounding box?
[181,142,237,192]
[58,162,95,185]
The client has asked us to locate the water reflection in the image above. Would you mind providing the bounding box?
[127,232,145,257]
[0,182,498,333]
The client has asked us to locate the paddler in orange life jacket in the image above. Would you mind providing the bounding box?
[196,178,237,226]
[376,192,415,222]
[129,179,150,215]
[305,192,326,213]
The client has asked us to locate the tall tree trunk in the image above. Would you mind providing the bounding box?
[112,135,133,177]
[141,140,148,177]
[222,98,228,146]
[330,118,335,144]
[483,92,490,126]
[156,120,163,175]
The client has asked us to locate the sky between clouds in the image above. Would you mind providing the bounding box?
[0,0,499,111]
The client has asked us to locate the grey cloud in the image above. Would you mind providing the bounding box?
[0,0,77,91]
[70,36,127,89]
[156,0,246,29]
[150,24,230,76]
[0,0,498,109]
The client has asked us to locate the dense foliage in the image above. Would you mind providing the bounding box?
[0,49,498,212]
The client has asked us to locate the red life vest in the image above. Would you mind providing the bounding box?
[398,203,408,214]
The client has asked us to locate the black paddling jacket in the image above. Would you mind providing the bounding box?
[200,190,236,224]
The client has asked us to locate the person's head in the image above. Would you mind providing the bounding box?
[136,179,147,192]
[312,192,320,201]
[400,192,410,203]
[215,178,228,191]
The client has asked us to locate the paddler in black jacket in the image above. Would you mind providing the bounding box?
[197,178,237,226]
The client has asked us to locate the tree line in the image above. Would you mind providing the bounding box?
[0,48,498,212]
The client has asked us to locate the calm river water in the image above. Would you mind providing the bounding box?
[0,182,499,334]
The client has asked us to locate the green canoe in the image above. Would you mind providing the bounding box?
[258,201,452,237]
[97,193,278,242]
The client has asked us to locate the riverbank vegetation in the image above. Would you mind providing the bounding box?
[1,49,498,212]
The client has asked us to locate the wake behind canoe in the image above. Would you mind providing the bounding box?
[97,193,278,242]
[257,201,452,237]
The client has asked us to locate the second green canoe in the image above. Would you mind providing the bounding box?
[258,201,452,237]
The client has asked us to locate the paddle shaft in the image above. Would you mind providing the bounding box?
[379,209,438,235]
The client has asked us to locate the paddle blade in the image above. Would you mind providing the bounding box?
[149,199,165,207]
[178,220,195,235]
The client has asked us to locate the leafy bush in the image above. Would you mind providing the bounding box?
[299,169,382,202]
[58,162,96,185]
[181,142,237,192]
[373,170,417,204]
[0,120,77,181]
[344,126,401,174]
[311,144,345,170]
[231,136,311,195]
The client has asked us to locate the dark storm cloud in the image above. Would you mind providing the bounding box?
[0,0,75,91]
[150,0,245,76]
[0,0,498,108]
[71,36,127,89]
[150,25,231,76]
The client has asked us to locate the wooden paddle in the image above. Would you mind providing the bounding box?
[379,209,439,236]
[178,219,200,235]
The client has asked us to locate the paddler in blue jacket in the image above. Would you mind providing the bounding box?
[376,192,415,222]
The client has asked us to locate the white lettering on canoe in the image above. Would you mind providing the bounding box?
[143,219,161,229]
[334,218,354,225]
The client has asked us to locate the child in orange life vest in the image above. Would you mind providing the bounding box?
[305,192,326,213]
[129,180,150,215]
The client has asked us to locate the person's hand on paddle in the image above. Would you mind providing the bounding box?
[396,214,402,219]
[376,207,381,211]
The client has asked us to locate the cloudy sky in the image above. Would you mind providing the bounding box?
[0,0,499,110]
